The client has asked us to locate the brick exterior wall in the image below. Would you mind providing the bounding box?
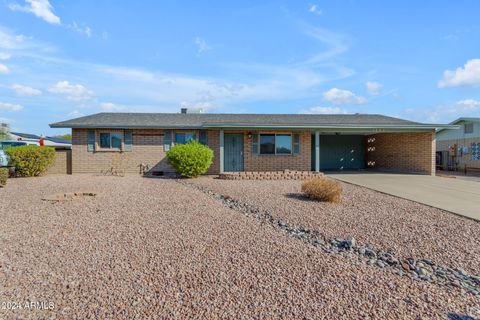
[72,129,172,174]
[437,137,480,169]
[71,129,311,174]
[243,131,311,172]
[72,128,435,175]
[46,149,72,174]
[366,132,435,175]
[206,130,220,174]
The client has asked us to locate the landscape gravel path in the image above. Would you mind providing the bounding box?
[0,175,478,319]
[191,177,480,274]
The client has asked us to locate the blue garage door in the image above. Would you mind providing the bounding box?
[312,135,365,170]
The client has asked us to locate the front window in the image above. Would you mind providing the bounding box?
[175,132,195,144]
[100,132,122,149]
[260,134,275,154]
[465,123,474,134]
[275,134,292,154]
[259,134,292,155]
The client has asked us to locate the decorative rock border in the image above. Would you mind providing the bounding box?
[179,180,480,298]
[218,170,324,180]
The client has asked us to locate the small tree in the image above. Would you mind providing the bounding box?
[166,141,213,178]
[6,145,55,177]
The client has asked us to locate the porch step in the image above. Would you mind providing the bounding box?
[218,170,324,180]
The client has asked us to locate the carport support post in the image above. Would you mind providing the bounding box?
[219,129,224,173]
[315,130,320,172]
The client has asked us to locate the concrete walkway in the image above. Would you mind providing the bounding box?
[327,172,480,221]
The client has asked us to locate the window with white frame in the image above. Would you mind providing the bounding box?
[259,133,292,155]
[99,132,122,149]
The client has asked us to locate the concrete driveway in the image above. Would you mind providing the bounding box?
[327,172,480,221]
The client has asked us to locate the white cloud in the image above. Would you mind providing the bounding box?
[323,88,367,105]
[100,102,126,112]
[309,4,322,15]
[0,24,356,115]
[68,110,84,117]
[195,37,211,54]
[9,0,61,25]
[11,84,42,96]
[0,63,10,74]
[0,27,55,53]
[438,59,480,88]
[366,81,383,95]
[0,29,26,49]
[299,25,349,66]
[0,102,23,111]
[301,106,347,114]
[0,53,11,60]
[49,81,95,101]
[456,99,480,109]
[406,99,480,123]
[68,22,92,38]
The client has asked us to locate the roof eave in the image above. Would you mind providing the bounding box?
[50,122,458,131]
[49,124,204,129]
[202,123,458,130]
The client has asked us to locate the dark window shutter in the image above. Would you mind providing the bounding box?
[124,130,133,152]
[199,130,208,145]
[251,134,259,155]
[87,130,95,152]
[293,133,300,155]
[164,130,172,151]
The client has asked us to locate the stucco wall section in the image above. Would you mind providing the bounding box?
[366,132,435,175]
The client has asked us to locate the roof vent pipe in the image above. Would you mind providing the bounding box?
[181,108,188,114]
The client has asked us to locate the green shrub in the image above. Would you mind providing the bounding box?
[167,141,214,178]
[0,168,7,187]
[301,177,342,203]
[6,146,55,177]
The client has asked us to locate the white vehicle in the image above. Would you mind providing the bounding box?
[0,140,40,168]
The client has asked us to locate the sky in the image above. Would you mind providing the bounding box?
[0,0,479,135]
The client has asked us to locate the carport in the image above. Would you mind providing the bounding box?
[311,134,365,171]
[311,129,443,175]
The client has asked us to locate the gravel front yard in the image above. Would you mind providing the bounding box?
[0,175,478,319]
[191,177,480,274]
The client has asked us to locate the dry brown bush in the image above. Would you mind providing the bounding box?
[301,177,342,203]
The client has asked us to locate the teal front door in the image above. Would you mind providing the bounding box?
[317,135,366,170]
[224,134,244,172]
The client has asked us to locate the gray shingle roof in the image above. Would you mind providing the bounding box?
[49,112,449,129]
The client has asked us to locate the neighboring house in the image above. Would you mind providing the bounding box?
[49,111,455,176]
[7,132,72,174]
[436,117,480,171]
[9,132,72,150]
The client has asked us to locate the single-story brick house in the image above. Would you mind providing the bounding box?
[50,111,454,175]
